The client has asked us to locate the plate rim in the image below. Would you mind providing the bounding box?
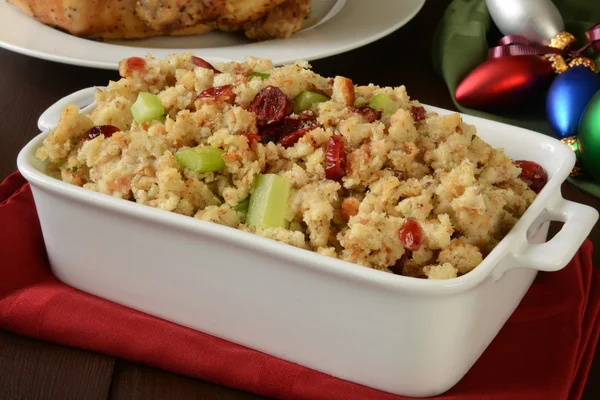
[0,0,425,70]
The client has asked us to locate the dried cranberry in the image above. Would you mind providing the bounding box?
[395,171,405,181]
[82,125,120,142]
[325,136,347,182]
[197,85,236,104]
[284,110,318,130]
[120,57,147,78]
[256,110,319,146]
[279,128,311,148]
[410,105,426,121]
[354,106,381,123]
[126,57,146,71]
[398,218,424,251]
[250,86,292,126]
[278,111,319,148]
[295,109,317,122]
[192,56,221,73]
[514,160,548,194]
[258,123,285,144]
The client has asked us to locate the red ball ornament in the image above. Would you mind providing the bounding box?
[455,55,555,110]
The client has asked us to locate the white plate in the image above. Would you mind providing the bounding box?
[0,0,425,70]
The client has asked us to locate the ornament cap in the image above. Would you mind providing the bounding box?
[549,31,576,50]
[561,136,579,153]
[568,57,598,73]
[546,54,568,74]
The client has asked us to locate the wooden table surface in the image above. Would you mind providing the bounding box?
[1,1,599,399]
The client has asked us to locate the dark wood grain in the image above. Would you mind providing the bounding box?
[0,331,114,400]
[0,0,598,399]
[110,361,266,400]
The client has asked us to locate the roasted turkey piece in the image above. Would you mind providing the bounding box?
[7,0,311,40]
[135,0,287,32]
[6,0,212,39]
[244,0,311,40]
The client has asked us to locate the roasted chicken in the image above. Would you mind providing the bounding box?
[6,0,312,40]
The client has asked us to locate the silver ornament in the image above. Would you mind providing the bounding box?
[485,0,564,44]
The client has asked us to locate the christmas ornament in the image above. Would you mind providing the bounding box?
[546,59,600,139]
[457,4,600,182]
[456,17,600,113]
[485,0,564,44]
[455,55,554,110]
[578,90,600,182]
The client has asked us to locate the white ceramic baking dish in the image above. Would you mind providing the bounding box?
[17,87,599,398]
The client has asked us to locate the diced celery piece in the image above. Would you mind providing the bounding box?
[293,91,330,113]
[233,197,250,213]
[233,197,250,222]
[368,93,396,115]
[131,92,165,123]
[246,174,291,229]
[249,72,270,80]
[175,146,225,173]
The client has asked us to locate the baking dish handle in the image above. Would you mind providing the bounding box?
[38,87,100,132]
[494,197,598,280]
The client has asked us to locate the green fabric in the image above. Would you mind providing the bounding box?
[432,0,600,198]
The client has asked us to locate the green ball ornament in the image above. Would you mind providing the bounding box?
[578,90,600,182]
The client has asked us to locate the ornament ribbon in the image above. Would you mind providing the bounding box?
[489,36,561,58]
[577,23,600,56]
[488,23,600,59]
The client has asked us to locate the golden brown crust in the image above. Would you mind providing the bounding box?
[134,0,227,32]
[7,0,157,39]
[244,0,311,40]
[134,0,288,32]
[167,24,214,37]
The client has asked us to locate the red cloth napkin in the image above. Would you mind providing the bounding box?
[1,171,599,400]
